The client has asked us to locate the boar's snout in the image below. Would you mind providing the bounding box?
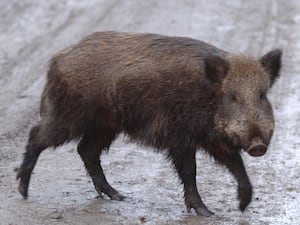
[246,137,267,157]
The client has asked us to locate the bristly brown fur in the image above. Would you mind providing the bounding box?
[17,31,282,216]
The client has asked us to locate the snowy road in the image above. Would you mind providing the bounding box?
[0,0,299,225]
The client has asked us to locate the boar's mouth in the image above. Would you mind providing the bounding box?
[245,137,267,157]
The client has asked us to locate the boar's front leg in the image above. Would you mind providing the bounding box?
[77,127,125,201]
[169,147,214,217]
[211,151,252,211]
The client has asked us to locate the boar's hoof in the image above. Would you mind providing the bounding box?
[16,169,29,199]
[110,192,126,201]
[238,183,252,211]
[186,200,214,217]
[246,137,267,157]
[195,207,214,217]
[18,182,29,199]
[95,181,126,201]
[95,185,126,201]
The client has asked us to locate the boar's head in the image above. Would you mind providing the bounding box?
[208,49,282,156]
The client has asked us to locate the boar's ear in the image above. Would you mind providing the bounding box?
[204,54,229,84]
[259,49,282,86]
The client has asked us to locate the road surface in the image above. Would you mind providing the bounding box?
[0,0,299,224]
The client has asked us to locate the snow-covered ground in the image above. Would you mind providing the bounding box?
[0,0,299,224]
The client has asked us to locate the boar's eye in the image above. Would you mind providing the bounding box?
[228,91,239,102]
[231,94,238,102]
[259,91,267,100]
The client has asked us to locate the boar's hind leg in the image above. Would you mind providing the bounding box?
[77,128,125,201]
[169,148,214,217]
[211,151,252,211]
[17,124,53,199]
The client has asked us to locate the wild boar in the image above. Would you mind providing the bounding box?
[16,31,282,216]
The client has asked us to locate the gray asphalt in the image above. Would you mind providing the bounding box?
[0,1,299,225]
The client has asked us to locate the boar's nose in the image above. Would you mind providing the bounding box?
[246,137,267,157]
